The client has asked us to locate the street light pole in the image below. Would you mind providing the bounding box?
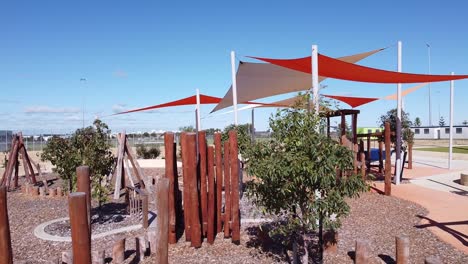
[426,43,432,126]
[80,78,86,129]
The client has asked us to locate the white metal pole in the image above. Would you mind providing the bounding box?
[196,88,201,131]
[312,45,319,114]
[231,51,238,126]
[395,41,402,185]
[251,108,255,142]
[427,44,432,126]
[449,72,454,169]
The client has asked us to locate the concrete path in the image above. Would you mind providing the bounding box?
[374,153,468,254]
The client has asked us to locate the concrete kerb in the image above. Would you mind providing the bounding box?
[34,217,143,242]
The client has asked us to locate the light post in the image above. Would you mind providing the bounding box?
[80,78,87,129]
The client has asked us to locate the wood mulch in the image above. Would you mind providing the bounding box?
[4,169,468,263]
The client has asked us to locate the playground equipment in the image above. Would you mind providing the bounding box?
[0,132,47,191]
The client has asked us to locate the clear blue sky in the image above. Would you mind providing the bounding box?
[2,0,468,134]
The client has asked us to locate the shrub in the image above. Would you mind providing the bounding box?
[136,144,161,159]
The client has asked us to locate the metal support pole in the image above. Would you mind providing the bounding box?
[395,41,402,185]
[312,45,319,114]
[231,51,238,125]
[449,72,454,169]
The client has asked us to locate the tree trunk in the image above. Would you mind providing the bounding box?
[318,215,324,264]
[301,233,308,264]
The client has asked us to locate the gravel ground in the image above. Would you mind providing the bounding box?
[5,169,467,263]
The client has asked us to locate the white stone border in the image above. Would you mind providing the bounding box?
[34,217,142,242]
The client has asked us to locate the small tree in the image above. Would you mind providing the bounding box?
[463,120,468,125]
[179,125,195,132]
[378,108,412,145]
[439,116,446,126]
[221,123,251,155]
[42,120,115,208]
[245,95,368,263]
[414,117,421,127]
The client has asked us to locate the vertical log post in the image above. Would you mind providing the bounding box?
[180,133,191,242]
[408,143,413,169]
[355,239,370,264]
[68,192,91,264]
[396,236,409,264]
[112,238,125,263]
[229,130,241,244]
[340,113,346,138]
[207,146,216,244]
[214,133,223,234]
[327,117,331,138]
[366,134,371,168]
[186,133,202,248]
[155,177,170,263]
[198,131,208,237]
[0,186,13,264]
[385,122,392,196]
[352,113,358,144]
[378,140,383,173]
[360,152,366,180]
[76,166,91,233]
[164,132,177,243]
[13,150,19,189]
[142,194,148,229]
[223,140,231,238]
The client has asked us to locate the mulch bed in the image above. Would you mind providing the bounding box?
[5,169,467,263]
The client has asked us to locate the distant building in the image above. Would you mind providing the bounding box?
[357,127,383,134]
[411,125,468,139]
[0,130,13,151]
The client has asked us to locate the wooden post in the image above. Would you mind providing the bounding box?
[327,117,330,138]
[180,133,191,242]
[39,186,46,196]
[49,188,57,197]
[229,130,241,244]
[207,146,216,244]
[0,186,13,264]
[223,140,231,238]
[340,113,346,138]
[408,143,413,169]
[352,113,358,144]
[360,152,366,181]
[76,166,91,233]
[366,134,371,166]
[186,133,202,248]
[214,133,223,234]
[135,236,147,261]
[385,122,392,196]
[22,147,37,184]
[155,177,170,263]
[112,238,125,263]
[113,132,126,199]
[355,239,370,264]
[164,132,177,243]
[92,250,105,264]
[396,236,409,264]
[378,140,383,173]
[68,192,91,264]
[13,150,19,189]
[198,131,208,237]
[142,194,148,229]
[32,186,39,196]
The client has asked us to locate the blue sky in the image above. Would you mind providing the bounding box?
[2,0,468,134]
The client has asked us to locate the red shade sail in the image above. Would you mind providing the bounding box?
[322,94,379,108]
[113,94,275,115]
[249,54,468,83]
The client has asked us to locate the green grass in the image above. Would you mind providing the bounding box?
[414,146,468,154]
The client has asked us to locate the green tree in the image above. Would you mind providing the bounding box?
[42,120,115,207]
[414,117,421,127]
[245,95,368,263]
[378,108,413,145]
[439,116,446,126]
[221,123,252,155]
[463,120,468,125]
[179,125,195,132]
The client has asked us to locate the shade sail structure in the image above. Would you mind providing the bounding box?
[250,54,468,83]
[113,94,276,115]
[322,94,379,108]
[384,82,428,100]
[211,48,385,113]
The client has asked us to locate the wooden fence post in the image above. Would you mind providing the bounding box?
[207,146,216,244]
[360,152,366,180]
[142,194,148,229]
[396,236,409,264]
[408,143,413,169]
[112,238,125,263]
[229,130,241,244]
[198,131,208,237]
[76,166,91,233]
[384,122,392,196]
[180,133,191,241]
[155,177,170,263]
[68,192,91,264]
[0,186,13,264]
[214,133,223,234]
[186,133,202,248]
[355,239,370,264]
[378,140,383,173]
[164,132,177,243]
[223,140,231,238]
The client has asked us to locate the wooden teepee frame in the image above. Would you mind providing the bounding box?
[111,131,147,199]
[0,133,46,190]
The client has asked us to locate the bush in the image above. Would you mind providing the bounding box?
[136,144,161,159]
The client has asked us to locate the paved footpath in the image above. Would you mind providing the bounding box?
[374,153,468,254]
